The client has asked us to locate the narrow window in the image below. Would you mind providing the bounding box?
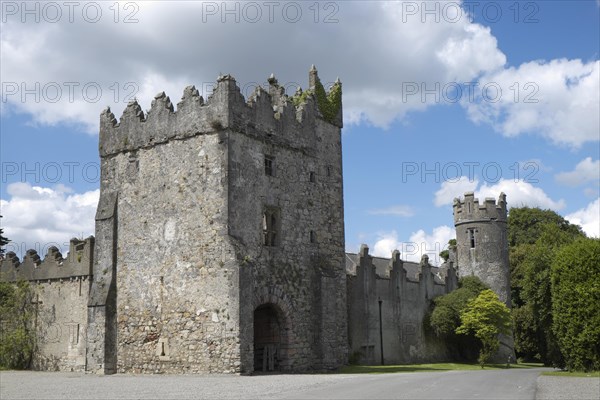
[157,338,170,360]
[326,166,332,177]
[69,324,80,345]
[310,230,316,243]
[263,208,279,247]
[468,229,476,248]
[264,155,274,176]
[309,171,316,183]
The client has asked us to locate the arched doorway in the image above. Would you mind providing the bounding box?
[254,303,283,372]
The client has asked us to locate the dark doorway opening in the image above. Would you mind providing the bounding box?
[253,303,283,372]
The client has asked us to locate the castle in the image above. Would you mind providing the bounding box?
[0,68,514,373]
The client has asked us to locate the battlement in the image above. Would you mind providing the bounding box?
[99,66,342,157]
[0,237,94,282]
[346,245,457,288]
[452,191,507,225]
[346,245,458,364]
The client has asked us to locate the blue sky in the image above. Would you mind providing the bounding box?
[1,1,599,263]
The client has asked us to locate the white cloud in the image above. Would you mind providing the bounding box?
[555,157,600,187]
[435,177,565,210]
[436,23,506,81]
[434,176,479,207]
[368,205,414,217]
[372,226,454,266]
[463,59,600,147]
[566,198,600,238]
[1,1,506,132]
[373,231,403,259]
[0,183,98,257]
[476,180,565,210]
[3,2,595,148]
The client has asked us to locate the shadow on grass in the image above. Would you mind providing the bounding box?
[341,362,545,374]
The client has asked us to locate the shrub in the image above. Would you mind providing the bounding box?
[0,281,35,369]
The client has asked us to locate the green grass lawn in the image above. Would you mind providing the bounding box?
[341,362,544,374]
[542,370,600,378]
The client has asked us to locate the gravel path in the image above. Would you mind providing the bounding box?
[535,375,600,400]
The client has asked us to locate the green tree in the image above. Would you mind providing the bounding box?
[439,239,457,263]
[551,237,600,372]
[456,289,512,368]
[509,242,535,307]
[0,281,35,369]
[430,276,488,335]
[512,304,538,360]
[507,207,583,247]
[0,215,9,256]
[429,276,488,360]
[517,223,577,367]
[508,207,585,365]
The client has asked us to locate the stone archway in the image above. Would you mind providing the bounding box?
[253,303,288,372]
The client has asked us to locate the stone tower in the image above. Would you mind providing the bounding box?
[86,67,347,374]
[452,191,515,360]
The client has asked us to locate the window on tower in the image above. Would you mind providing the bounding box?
[263,208,279,247]
[468,228,476,248]
[264,155,274,176]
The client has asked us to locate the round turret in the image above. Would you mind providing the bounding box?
[452,192,510,304]
[453,191,514,362]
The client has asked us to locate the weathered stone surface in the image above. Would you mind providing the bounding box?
[345,246,457,365]
[0,68,513,373]
[89,67,347,374]
[0,238,94,371]
[453,192,515,362]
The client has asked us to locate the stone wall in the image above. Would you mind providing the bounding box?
[453,191,515,362]
[453,192,510,305]
[91,128,240,373]
[88,67,347,374]
[1,69,517,373]
[346,245,457,365]
[0,238,93,371]
[227,71,346,372]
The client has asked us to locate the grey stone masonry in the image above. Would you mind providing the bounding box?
[88,67,346,374]
[0,238,94,371]
[453,192,509,304]
[453,191,515,362]
[0,66,519,373]
[346,245,458,365]
[0,237,94,282]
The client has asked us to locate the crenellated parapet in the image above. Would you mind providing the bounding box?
[346,245,458,292]
[0,237,94,282]
[99,66,342,157]
[346,245,459,364]
[453,191,507,226]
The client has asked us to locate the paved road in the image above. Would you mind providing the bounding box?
[274,369,545,400]
[1,368,550,400]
